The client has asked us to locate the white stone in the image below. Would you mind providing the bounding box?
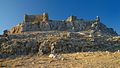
[49,54,56,58]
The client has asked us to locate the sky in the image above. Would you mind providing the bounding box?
[0,0,120,34]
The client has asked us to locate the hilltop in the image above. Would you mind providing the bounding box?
[0,13,120,68]
[4,13,117,36]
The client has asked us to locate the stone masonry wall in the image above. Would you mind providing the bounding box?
[6,13,118,36]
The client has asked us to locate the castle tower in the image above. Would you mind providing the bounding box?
[24,14,28,22]
[66,16,77,22]
[42,13,49,21]
[96,16,100,22]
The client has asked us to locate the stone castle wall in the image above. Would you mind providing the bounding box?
[24,13,49,22]
[6,13,118,36]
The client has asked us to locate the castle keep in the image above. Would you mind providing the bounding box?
[6,13,118,36]
[24,13,49,22]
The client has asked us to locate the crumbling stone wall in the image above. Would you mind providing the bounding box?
[24,13,49,22]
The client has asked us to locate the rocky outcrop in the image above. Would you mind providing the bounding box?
[0,31,119,58]
[6,24,23,34]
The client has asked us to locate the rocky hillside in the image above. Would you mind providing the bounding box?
[0,13,119,59]
[0,31,120,58]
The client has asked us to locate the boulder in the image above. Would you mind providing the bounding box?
[38,40,51,55]
[0,37,8,43]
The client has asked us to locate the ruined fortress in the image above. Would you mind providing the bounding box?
[0,13,120,59]
[6,13,118,36]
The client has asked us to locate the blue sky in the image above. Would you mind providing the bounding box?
[0,0,120,34]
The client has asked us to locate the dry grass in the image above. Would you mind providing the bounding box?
[0,51,120,68]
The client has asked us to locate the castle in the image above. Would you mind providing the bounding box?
[5,13,118,36]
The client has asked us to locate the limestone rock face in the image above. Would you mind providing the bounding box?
[8,24,23,34]
[0,31,119,58]
[0,37,8,43]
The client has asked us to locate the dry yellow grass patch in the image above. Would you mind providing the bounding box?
[0,52,120,68]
